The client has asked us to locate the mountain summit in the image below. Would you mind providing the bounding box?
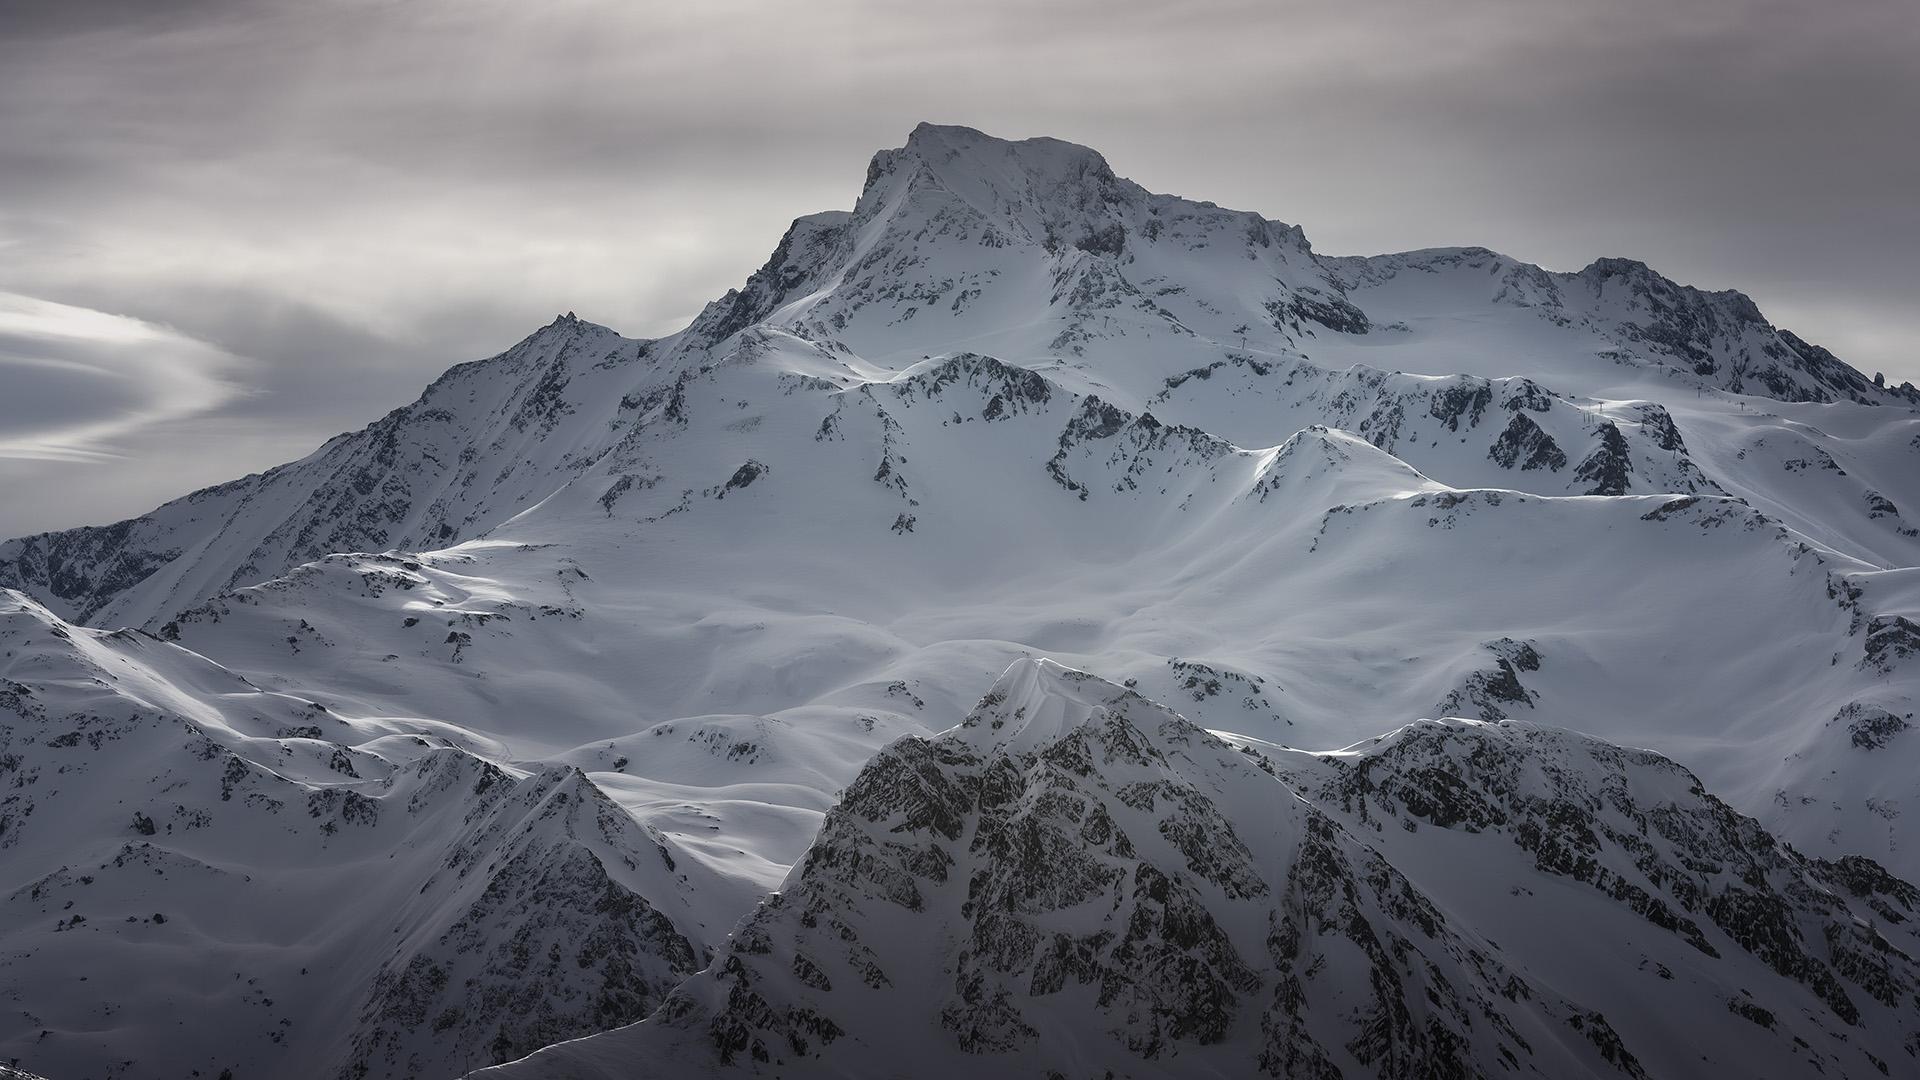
[872,122,1140,232]
[3,124,1918,1080]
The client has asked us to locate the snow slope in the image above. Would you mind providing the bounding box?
[2,123,1918,1079]
[0,591,720,1080]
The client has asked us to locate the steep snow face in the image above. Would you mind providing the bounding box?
[479,662,1920,1080]
[0,591,711,1080]
[2,123,1919,1080]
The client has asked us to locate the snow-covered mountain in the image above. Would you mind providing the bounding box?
[3,123,1918,1079]
[481,659,1920,1080]
[6,126,1917,631]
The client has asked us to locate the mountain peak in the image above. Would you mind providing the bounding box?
[1249,425,1444,507]
[1578,256,1656,280]
[860,123,1136,243]
[955,656,1131,754]
[900,121,1115,177]
[1577,256,1762,318]
[527,310,612,342]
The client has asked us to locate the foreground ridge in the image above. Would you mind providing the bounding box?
[480,660,1920,1080]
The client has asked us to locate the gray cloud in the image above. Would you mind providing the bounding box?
[0,292,243,461]
[1,0,1914,535]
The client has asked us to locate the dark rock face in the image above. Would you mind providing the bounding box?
[1574,421,1635,495]
[1278,718,1920,1078]
[1576,258,1916,406]
[1489,413,1569,471]
[1436,638,1543,721]
[343,769,703,1079]
[1073,222,1127,257]
[1428,383,1493,431]
[1863,615,1920,674]
[1281,291,1372,335]
[1833,702,1912,750]
[1775,331,1920,406]
[1637,404,1688,452]
[712,460,769,499]
[495,662,1920,1080]
[0,518,181,625]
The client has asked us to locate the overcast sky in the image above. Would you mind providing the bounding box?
[2,0,1914,537]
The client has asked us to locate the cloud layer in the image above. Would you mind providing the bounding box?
[2,0,1913,535]
[0,292,242,462]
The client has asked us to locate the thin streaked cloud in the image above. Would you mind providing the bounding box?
[0,292,244,463]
